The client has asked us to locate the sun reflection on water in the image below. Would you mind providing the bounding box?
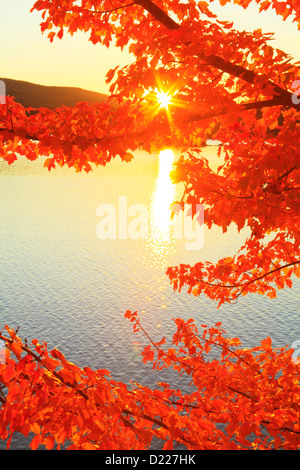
[151,149,176,242]
[139,148,181,278]
[138,149,179,312]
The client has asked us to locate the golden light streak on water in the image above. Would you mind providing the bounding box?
[151,149,176,243]
[138,149,178,311]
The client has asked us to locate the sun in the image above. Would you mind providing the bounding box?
[156,90,172,109]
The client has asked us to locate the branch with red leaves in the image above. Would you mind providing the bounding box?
[0,314,300,450]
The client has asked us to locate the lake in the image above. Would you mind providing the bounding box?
[1,147,299,449]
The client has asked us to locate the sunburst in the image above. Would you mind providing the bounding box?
[156,90,172,109]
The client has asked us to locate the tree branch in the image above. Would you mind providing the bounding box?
[135,0,298,110]
[193,259,300,292]
[135,0,179,30]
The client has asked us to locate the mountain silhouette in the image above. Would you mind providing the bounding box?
[1,78,108,109]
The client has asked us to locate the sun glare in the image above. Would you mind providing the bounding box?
[156,91,172,109]
[151,149,175,237]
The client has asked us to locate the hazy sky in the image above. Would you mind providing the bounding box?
[1,0,299,94]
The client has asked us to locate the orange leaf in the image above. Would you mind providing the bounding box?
[8,341,23,361]
[294,266,300,278]
[30,435,41,450]
[163,438,173,450]
[261,337,272,350]
[3,359,16,381]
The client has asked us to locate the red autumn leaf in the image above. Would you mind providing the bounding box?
[261,337,272,350]
[2,359,15,382]
[30,435,41,450]
[7,342,23,361]
[163,438,173,450]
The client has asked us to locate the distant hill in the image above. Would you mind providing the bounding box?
[0,78,108,109]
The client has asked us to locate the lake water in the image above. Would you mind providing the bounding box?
[1,148,300,449]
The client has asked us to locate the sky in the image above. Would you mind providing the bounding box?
[1,0,300,94]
